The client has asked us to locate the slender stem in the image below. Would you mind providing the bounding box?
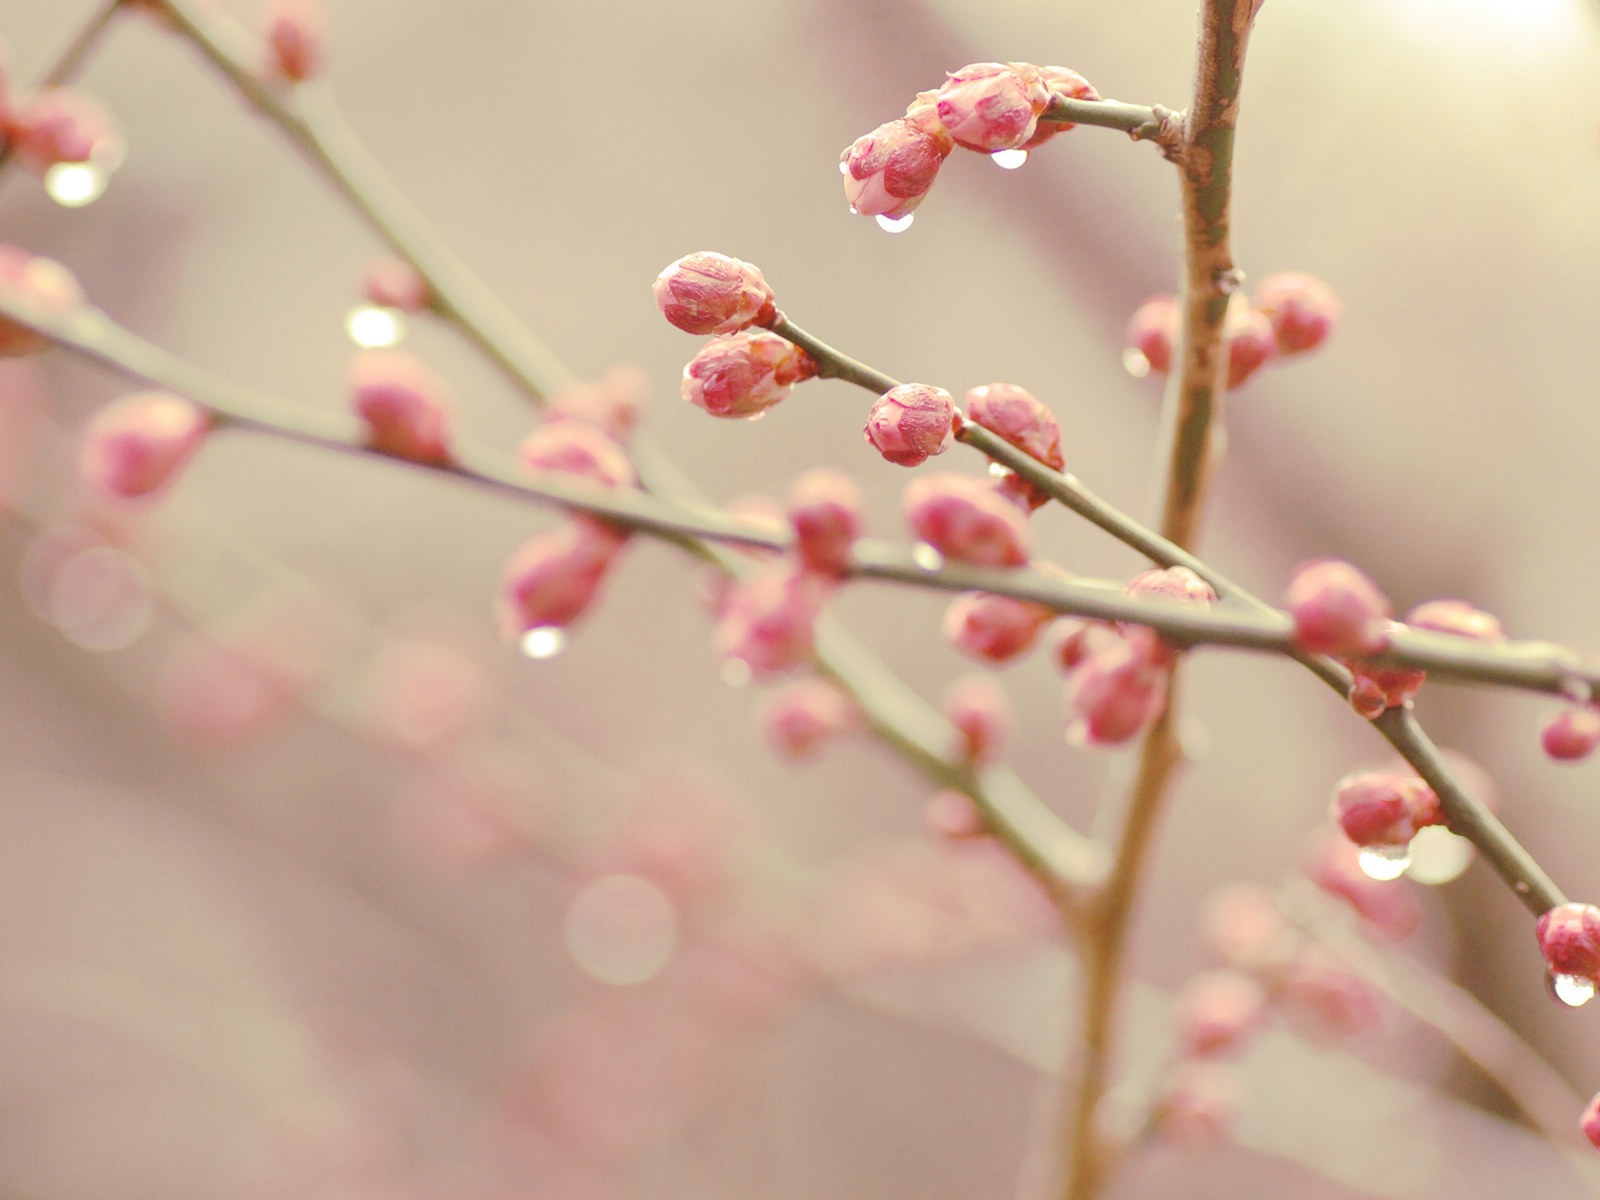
[765,313,900,395]
[1037,96,1180,151]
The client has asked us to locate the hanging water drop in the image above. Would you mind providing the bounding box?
[991,147,1029,170]
[519,626,567,659]
[875,212,914,233]
[1552,972,1596,1007]
[910,542,943,571]
[1404,825,1475,885]
[1356,843,1411,881]
[1122,347,1152,378]
[345,303,405,349]
[45,162,108,208]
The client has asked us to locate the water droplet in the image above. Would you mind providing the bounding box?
[1357,843,1412,881]
[742,409,767,423]
[987,462,1009,478]
[345,304,405,349]
[44,162,107,208]
[720,658,752,688]
[519,626,567,659]
[910,542,943,571]
[990,147,1029,170]
[1122,348,1152,379]
[847,204,858,215]
[564,873,677,986]
[875,212,914,234]
[838,160,849,174]
[1404,825,1474,885]
[1552,972,1596,1007]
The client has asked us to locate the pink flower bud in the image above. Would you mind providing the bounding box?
[546,365,648,444]
[360,258,429,313]
[924,790,987,840]
[1276,948,1381,1043]
[758,678,860,758]
[682,330,816,419]
[0,246,83,358]
[1173,970,1268,1059]
[1405,598,1505,643]
[964,383,1064,475]
[1543,706,1600,762]
[260,0,327,82]
[1199,882,1296,970]
[7,87,120,172]
[1063,625,1169,746]
[1223,303,1277,390]
[347,349,453,465]
[1582,1092,1600,1151]
[941,674,1010,764]
[1020,66,1100,148]
[903,473,1031,568]
[1156,1062,1236,1150]
[840,100,954,219]
[1285,558,1393,657]
[1303,831,1421,941]
[787,468,864,576]
[935,62,1051,153]
[942,591,1052,663]
[1345,659,1425,719]
[654,252,776,336]
[78,390,210,503]
[714,563,829,678]
[1330,770,1442,849]
[518,419,636,490]
[1538,902,1600,983]
[1124,294,1179,376]
[1126,564,1216,608]
[1252,271,1342,356]
[497,521,627,637]
[865,384,958,467]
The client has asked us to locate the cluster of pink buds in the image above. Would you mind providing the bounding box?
[347,349,455,465]
[0,245,84,358]
[77,390,211,503]
[259,0,328,83]
[963,382,1064,510]
[840,63,1099,222]
[1122,272,1339,388]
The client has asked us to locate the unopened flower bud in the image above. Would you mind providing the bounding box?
[260,0,327,82]
[1537,902,1600,983]
[1543,706,1600,762]
[942,591,1052,663]
[348,349,453,465]
[1173,970,1268,1059]
[1199,882,1296,970]
[787,468,864,576]
[1020,66,1100,149]
[78,390,210,503]
[941,674,1010,764]
[654,252,776,336]
[865,384,957,467]
[518,418,636,490]
[1224,303,1277,390]
[7,87,119,172]
[1330,770,1442,849]
[1405,598,1505,643]
[1252,271,1341,356]
[964,383,1063,478]
[759,678,860,758]
[935,62,1051,153]
[1156,1062,1236,1150]
[714,563,829,678]
[0,246,83,358]
[1285,558,1393,657]
[1124,294,1179,376]
[361,258,429,313]
[840,99,954,219]
[904,473,1031,568]
[1345,658,1425,719]
[1276,948,1381,1043]
[683,330,815,419]
[497,521,627,637]
[1063,625,1169,746]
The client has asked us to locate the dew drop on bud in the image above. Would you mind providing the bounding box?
[990,148,1028,170]
[1122,348,1152,379]
[1356,843,1411,881]
[987,462,1009,478]
[838,160,849,174]
[875,213,914,234]
[45,161,108,208]
[345,304,405,349]
[847,204,858,215]
[1552,972,1597,1008]
[519,626,567,659]
[910,542,943,571]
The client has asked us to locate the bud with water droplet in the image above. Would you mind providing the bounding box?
[839,91,953,220]
[1537,901,1600,1006]
[1329,770,1443,873]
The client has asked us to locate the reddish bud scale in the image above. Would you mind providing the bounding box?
[1536,902,1600,982]
[935,62,1051,153]
[1252,271,1342,356]
[1285,558,1393,657]
[654,252,776,336]
[941,674,1011,764]
[942,591,1052,663]
[1329,770,1442,848]
[864,384,958,467]
[787,468,864,576]
[347,350,454,465]
[758,678,860,758]
[683,330,815,419]
[1543,706,1600,762]
[78,391,210,503]
[1124,295,1179,376]
[1021,66,1100,148]
[497,521,627,637]
[840,100,954,220]
[903,473,1031,568]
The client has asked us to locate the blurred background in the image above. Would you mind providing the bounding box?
[1,0,1599,1196]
